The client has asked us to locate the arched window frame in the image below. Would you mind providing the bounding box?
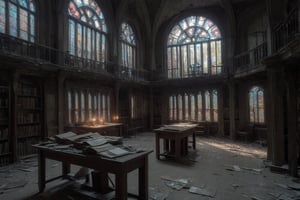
[119,22,137,71]
[249,86,265,123]
[0,0,36,42]
[68,0,107,62]
[166,16,222,79]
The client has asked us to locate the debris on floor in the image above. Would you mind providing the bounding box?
[225,164,242,172]
[149,186,169,200]
[188,186,216,197]
[231,183,241,189]
[161,176,192,190]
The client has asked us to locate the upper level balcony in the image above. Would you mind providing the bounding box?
[234,42,268,77]
[273,6,300,53]
[0,32,149,83]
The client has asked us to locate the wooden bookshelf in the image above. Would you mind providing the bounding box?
[0,84,11,166]
[16,78,43,158]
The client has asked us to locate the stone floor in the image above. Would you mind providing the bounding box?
[0,132,299,200]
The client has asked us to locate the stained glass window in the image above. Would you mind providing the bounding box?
[167,16,222,79]
[68,0,107,63]
[168,90,218,122]
[249,86,265,123]
[66,89,111,125]
[120,23,137,71]
[0,0,35,41]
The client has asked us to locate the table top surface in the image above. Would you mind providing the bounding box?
[154,123,198,132]
[67,123,123,129]
[33,143,152,164]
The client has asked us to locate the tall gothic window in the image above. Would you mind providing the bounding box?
[168,90,218,122]
[120,23,136,74]
[0,0,35,42]
[167,16,222,79]
[249,86,265,123]
[68,0,107,62]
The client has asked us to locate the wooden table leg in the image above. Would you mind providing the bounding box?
[163,139,169,152]
[62,162,70,178]
[92,171,110,194]
[115,173,127,200]
[38,150,45,193]
[139,156,148,200]
[193,132,196,149]
[175,137,181,161]
[156,134,160,160]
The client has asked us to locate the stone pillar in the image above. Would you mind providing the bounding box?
[218,87,225,136]
[267,67,285,165]
[57,71,65,134]
[149,87,154,130]
[229,81,236,139]
[114,82,120,118]
[286,69,298,176]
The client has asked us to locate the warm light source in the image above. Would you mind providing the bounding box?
[99,118,104,125]
[92,118,97,126]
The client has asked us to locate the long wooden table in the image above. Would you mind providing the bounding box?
[65,123,123,136]
[154,123,197,161]
[33,144,152,200]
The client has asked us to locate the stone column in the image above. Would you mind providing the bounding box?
[57,71,65,134]
[267,67,285,165]
[229,81,236,139]
[286,69,298,176]
[218,87,225,136]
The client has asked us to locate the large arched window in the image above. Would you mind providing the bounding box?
[68,0,107,62]
[0,0,35,42]
[167,16,222,79]
[120,23,136,72]
[249,86,265,123]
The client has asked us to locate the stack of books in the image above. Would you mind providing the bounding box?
[52,132,129,158]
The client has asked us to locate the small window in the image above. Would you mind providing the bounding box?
[249,86,265,123]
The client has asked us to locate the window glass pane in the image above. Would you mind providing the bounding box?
[212,91,218,122]
[249,91,254,122]
[258,90,264,123]
[205,91,211,121]
[75,92,79,123]
[69,19,75,55]
[107,95,110,122]
[81,92,85,122]
[30,14,34,42]
[19,8,28,40]
[102,94,106,120]
[9,3,18,37]
[88,93,92,121]
[178,95,182,120]
[185,94,189,120]
[197,93,202,121]
[169,96,173,120]
[203,43,208,74]
[210,41,216,75]
[68,91,72,124]
[190,94,195,121]
[216,40,222,73]
[181,45,188,77]
[0,0,5,33]
[18,0,27,8]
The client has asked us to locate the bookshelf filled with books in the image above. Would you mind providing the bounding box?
[16,78,43,158]
[0,84,11,166]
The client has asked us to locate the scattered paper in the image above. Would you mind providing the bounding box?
[189,186,216,197]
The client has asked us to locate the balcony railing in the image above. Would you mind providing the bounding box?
[0,33,149,82]
[115,65,150,82]
[234,42,268,74]
[273,7,299,52]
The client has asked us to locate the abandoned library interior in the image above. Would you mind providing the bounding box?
[0,0,300,199]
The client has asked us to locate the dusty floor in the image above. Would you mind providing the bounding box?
[0,132,299,200]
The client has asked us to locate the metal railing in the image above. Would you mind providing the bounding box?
[234,42,268,73]
[0,32,149,82]
[115,65,150,82]
[273,7,299,52]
